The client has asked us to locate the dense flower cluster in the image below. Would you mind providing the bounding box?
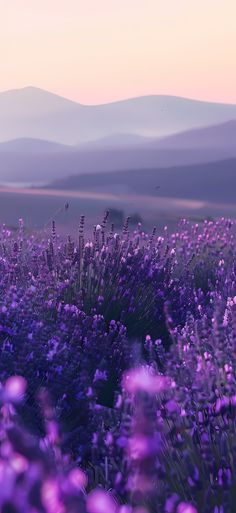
[0,215,235,512]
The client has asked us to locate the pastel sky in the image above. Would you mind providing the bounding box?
[0,0,235,104]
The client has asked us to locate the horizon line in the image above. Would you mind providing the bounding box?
[1,85,236,108]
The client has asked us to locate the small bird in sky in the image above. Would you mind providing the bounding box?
[155,185,160,190]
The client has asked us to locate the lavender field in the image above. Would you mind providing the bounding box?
[0,214,236,513]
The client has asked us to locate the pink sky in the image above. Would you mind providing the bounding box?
[0,0,235,104]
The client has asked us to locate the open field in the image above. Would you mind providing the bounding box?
[1,185,236,236]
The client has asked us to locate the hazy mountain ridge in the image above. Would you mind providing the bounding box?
[0,119,235,154]
[0,138,72,154]
[1,147,236,185]
[1,87,236,145]
[78,133,154,149]
[149,120,236,150]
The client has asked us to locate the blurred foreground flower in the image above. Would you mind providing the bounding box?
[86,489,118,513]
[4,376,27,403]
[122,366,169,395]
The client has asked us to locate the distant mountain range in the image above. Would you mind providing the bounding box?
[0,118,235,184]
[1,86,236,145]
[78,120,236,151]
[0,86,235,208]
[0,119,236,154]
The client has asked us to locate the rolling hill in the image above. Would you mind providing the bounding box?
[46,158,236,205]
[149,120,236,150]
